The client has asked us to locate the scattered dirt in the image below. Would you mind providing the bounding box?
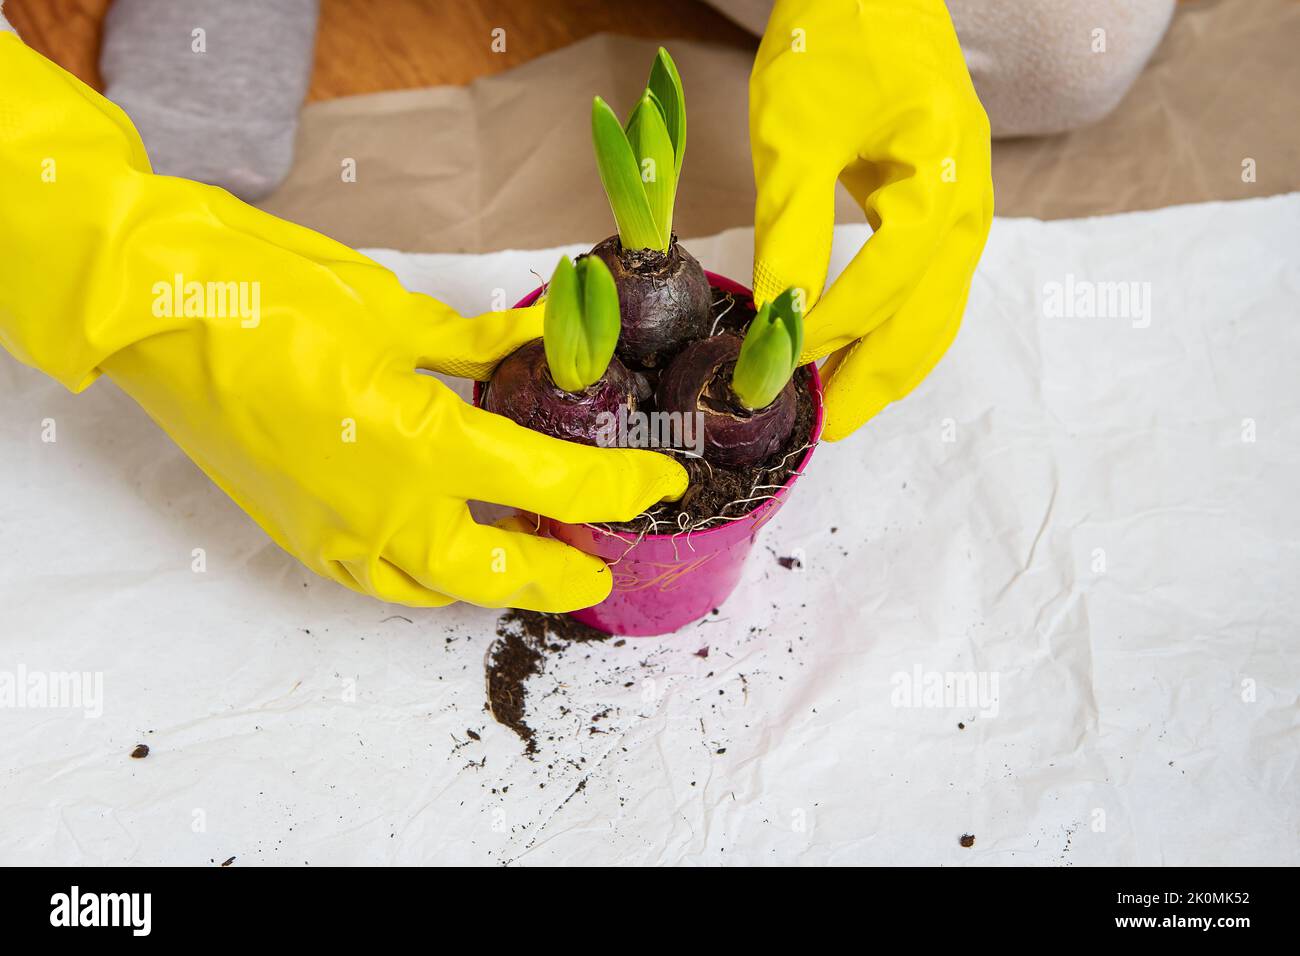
[777,554,803,570]
[499,607,612,646]
[486,623,545,754]
[220,856,235,867]
[130,744,149,759]
[960,833,976,848]
[487,610,615,754]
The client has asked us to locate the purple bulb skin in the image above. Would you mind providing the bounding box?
[586,234,711,370]
[485,339,637,446]
[656,334,796,468]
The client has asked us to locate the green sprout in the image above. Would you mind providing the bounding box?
[591,48,685,253]
[731,288,805,410]
[543,254,621,393]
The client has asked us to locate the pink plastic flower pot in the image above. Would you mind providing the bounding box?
[477,270,823,636]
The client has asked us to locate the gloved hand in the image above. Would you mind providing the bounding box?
[0,34,686,611]
[750,0,994,440]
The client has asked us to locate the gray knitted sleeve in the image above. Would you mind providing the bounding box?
[99,0,319,201]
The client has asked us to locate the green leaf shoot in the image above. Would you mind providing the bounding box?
[543,254,621,392]
[731,287,804,410]
[590,48,687,253]
[624,91,676,250]
[647,47,686,177]
[591,96,663,251]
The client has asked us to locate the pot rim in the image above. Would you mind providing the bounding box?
[486,268,825,545]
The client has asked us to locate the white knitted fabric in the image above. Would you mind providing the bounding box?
[705,0,1176,137]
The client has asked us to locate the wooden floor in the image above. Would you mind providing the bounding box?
[5,0,757,98]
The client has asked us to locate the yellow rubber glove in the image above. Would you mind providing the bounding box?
[751,0,994,441]
[0,35,686,611]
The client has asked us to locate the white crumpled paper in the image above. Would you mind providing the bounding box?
[1,195,1297,866]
